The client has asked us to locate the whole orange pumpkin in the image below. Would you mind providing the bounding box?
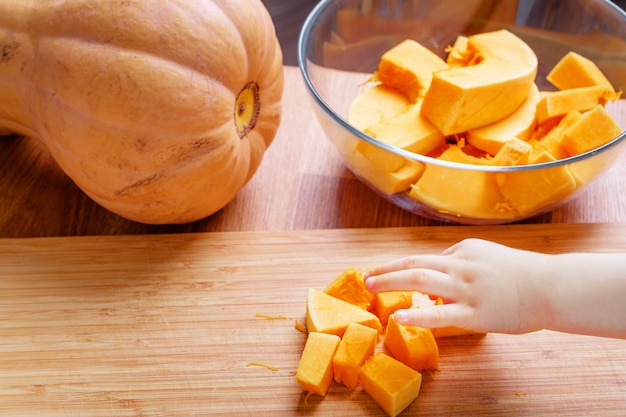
[0,0,284,224]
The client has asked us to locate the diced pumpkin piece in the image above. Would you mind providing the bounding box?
[489,137,533,166]
[561,104,624,156]
[374,291,415,326]
[305,288,382,337]
[409,146,514,220]
[547,51,616,92]
[421,29,538,135]
[360,353,423,417]
[374,39,449,103]
[384,315,439,372]
[535,86,619,124]
[296,332,341,397]
[348,85,410,131]
[497,149,577,215]
[537,111,583,159]
[348,146,425,195]
[324,267,375,311]
[365,101,446,155]
[467,83,540,155]
[332,322,378,390]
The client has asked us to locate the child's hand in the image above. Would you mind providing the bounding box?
[364,238,550,334]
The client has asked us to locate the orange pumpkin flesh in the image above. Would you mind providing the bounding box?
[373,291,415,326]
[324,267,375,311]
[346,30,623,220]
[305,288,382,337]
[0,0,284,224]
[360,353,423,417]
[332,322,378,390]
[384,315,439,373]
[296,332,341,397]
[298,268,456,414]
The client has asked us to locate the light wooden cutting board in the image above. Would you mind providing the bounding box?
[1,223,625,416]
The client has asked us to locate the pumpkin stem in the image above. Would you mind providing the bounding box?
[235,81,260,138]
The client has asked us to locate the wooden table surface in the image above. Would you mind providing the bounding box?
[1,65,626,238]
[1,223,625,416]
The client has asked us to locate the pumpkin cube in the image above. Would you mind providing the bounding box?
[489,137,533,166]
[324,267,375,311]
[547,51,616,92]
[561,104,624,156]
[374,39,449,103]
[373,291,415,326]
[360,353,422,417]
[305,288,382,338]
[537,110,583,159]
[384,315,439,372]
[498,148,576,215]
[296,332,341,397]
[332,322,378,389]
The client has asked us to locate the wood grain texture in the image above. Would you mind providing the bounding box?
[1,223,625,416]
[1,67,625,237]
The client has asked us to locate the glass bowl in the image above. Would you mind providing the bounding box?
[298,0,626,225]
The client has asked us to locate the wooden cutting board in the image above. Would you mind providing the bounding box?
[1,223,625,416]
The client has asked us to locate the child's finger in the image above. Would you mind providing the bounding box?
[365,254,451,278]
[364,268,456,300]
[393,303,471,330]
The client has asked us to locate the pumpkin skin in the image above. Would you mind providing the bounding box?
[0,0,284,224]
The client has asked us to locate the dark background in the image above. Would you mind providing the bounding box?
[262,0,626,66]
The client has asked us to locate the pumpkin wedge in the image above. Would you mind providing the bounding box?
[536,86,619,124]
[305,288,382,337]
[347,85,410,131]
[421,29,538,135]
[467,83,541,156]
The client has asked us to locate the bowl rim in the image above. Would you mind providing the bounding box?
[297,0,626,173]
